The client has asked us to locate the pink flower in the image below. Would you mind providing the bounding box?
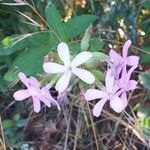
[109,40,139,78]
[43,42,95,93]
[13,72,60,113]
[116,66,137,107]
[85,69,125,117]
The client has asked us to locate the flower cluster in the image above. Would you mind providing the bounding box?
[13,42,95,112]
[85,40,139,117]
[13,40,139,116]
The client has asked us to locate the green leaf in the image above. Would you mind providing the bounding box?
[4,32,58,82]
[65,15,98,38]
[80,26,91,51]
[68,41,81,54]
[142,1,150,9]
[89,38,103,52]
[2,119,14,129]
[45,2,68,41]
[141,46,150,64]
[0,32,52,56]
[139,72,150,90]
[4,46,49,81]
[84,52,109,69]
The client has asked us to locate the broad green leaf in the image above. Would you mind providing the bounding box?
[65,15,98,38]
[68,41,81,54]
[4,46,51,81]
[45,2,68,41]
[68,38,103,54]
[0,32,52,56]
[89,38,103,52]
[4,32,58,82]
[139,72,150,90]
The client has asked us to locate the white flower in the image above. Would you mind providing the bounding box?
[43,42,95,93]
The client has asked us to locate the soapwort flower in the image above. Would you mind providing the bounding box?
[13,72,60,113]
[43,42,95,93]
[109,40,139,78]
[85,69,125,117]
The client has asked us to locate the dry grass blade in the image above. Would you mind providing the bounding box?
[18,11,40,27]
[0,116,6,150]
[86,101,99,150]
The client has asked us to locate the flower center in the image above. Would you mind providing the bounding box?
[67,66,72,72]
[28,87,39,96]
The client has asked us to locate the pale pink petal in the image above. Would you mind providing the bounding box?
[110,95,125,113]
[51,99,61,110]
[41,97,51,107]
[57,42,70,67]
[105,69,115,93]
[127,80,137,91]
[85,89,106,101]
[120,92,128,108]
[114,66,122,80]
[127,56,139,67]
[43,62,66,73]
[41,87,60,110]
[18,72,29,87]
[122,39,131,58]
[109,49,123,66]
[55,71,71,93]
[29,76,40,87]
[71,52,92,67]
[123,66,136,84]
[119,67,128,88]
[13,89,30,101]
[32,96,41,113]
[72,67,95,84]
[93,99,107,117]
[41,87,53,107]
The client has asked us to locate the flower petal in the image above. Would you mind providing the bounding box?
[122,39,131,58]
[85,89,106,101]
[18,72,29,87]
[52,99,61,110]
[13,89,30,101]
[32,96,41,113]
[110,95,125,113]
[71,52,92,67]
[72,67,95,84]
[93,99,107,117]
[109,49,123,66]
[55,71,71,93]
[105,69,115,93]
[57,42,70,67]
[120,92,128,108]
[127,80,137,91]
[127,56,139,67]
[29,76,40,87]
[43,62,66,73]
